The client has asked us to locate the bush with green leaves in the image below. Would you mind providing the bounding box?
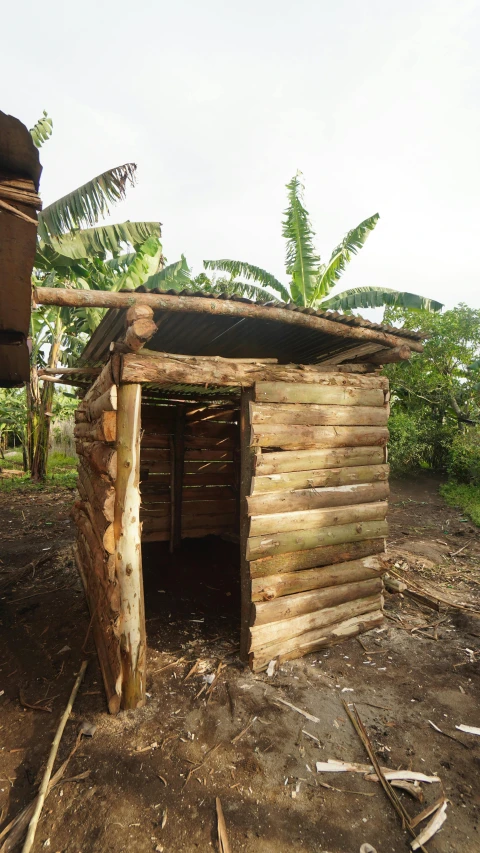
[447,427,480,484]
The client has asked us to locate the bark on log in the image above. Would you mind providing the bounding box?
[85,386,118,421]
[240,387,256,661]
[251,463,389,495]
[77,459,115,522]
[74,495,115,555]
[252,556,387,601]
[249,500,388,537]
[120,352,391,389]
[35,287,423,352]
[247,480,389,516]
[74,411,116,443]
[249,593,382,651]
[250,424,389,450]
[114,383,146,710]
[254,382,386,406]
[249,402,389,427]
[246,519,388,561]
[75,440,117,481]
[363,345,411,365]
[80,359,115,406]
[252,577,383,625]
[250,538,386,578]
[251,609,384,671]
[254,447,386,475]
[124,317,158,352]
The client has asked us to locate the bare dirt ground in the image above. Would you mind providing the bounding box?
[0,474,479,853]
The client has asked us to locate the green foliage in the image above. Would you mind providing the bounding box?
[384,305,480,475]
[39,221,161,260]
[440,482,480,527]
[447,428,480,484]
[204,173,441,312]
[37,163,138,241]
[29,111,53,148]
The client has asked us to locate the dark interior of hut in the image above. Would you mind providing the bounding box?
[139,393,242,649]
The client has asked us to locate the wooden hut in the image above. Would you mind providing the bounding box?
[0,112,42,386]
[35,285,423,712]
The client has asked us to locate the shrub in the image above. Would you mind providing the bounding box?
[440,482,480,526]
[447,427,480,484]
[388,408,455,475]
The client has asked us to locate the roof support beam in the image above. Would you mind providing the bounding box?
[33,287,424,353]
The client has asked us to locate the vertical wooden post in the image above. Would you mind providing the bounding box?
[239,388,256,661]
[114,383,146,709]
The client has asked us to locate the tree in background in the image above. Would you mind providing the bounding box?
[203,173,443,312]
[28,113,163,480]
[383,304,480,474]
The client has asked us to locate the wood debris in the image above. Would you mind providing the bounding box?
[274,697,320,723]
[411,800,448,850]
[216,797,231,853]
[455,724,480,736]
[316,759,440,783]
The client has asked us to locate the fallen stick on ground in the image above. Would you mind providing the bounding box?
[455,724,480,736]
[428,719,470,748]
[0,552,55,594]
[274,697,320,724]
[0,727,87,852]
[231,716,257,745]
[342,702,430,853]
[183,743,221,789]
[316,759,440,783]
[411,800,448,850]
[216,797,231,853]
[410,795,447,830]
[21,661,88,853]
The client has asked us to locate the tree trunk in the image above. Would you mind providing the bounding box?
[31,314,63,481]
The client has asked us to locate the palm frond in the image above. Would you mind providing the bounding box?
[39,221,162,259]
[320,286,444,313]
[142,255,192,291]
[282,174,320,306]
[203,259,290,301]
[195,274,283,302]
[29,111,53,148]
[314,213,379,301]
[37,163,137,240]
[110,237,163,291]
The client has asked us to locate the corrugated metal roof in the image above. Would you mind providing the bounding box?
[80,286,423,368]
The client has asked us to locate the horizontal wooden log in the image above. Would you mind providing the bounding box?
[251,463,389,495]
[250,424,389,450]
[80,358,115,406]
[364,345,411,365]
[252,577,383,625]
[246,519,388,561]
[252,556,387,601]
[255,447,386,476]
[124,316,158,352]
[249,593,382,651]
[249,402,389,427]
[251,609,384,671]
[86,386,118,421]
[78,459,115,522]
[75,441,117,481]
[250,538,386,578]
[141,498,237,516]
[183,472,237,486]
[141,435,236,450]
[249,501,388,537]
[142,513,236,535]
[121,353,392,389]
[72,500,115,555]
[35,288,423,352]
[254,382,386,406]
[248,481,389,516]
[186,406,239,422]
[139,460,236,476]
[74,411,116,443]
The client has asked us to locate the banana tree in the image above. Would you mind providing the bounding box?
[29,113,163,480]
[204,173,443,312]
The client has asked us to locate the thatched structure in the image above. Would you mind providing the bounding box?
[35,285,423,712]
[0,112,42,386]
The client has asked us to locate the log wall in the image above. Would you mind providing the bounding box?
[73,367,122,712]
[139,403,240,543]
[241,378,389,671]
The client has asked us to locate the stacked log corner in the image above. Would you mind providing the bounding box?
[240,375,390,672]
[73,359,122,711]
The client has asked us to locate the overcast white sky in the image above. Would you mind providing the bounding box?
[3,0,480,313]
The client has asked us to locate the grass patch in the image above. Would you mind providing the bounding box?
[0,450,77,492]
[440,481,480,527]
